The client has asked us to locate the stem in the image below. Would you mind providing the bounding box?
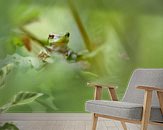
[19,26,45,47]
[68,0,93,52]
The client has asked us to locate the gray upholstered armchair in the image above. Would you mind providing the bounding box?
[85,69,163,130]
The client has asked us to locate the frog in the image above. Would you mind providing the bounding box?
[38,32,80,62]
[38,32,70,61]
[47,32,70,53]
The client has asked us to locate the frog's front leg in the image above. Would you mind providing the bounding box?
[38,49,50,61]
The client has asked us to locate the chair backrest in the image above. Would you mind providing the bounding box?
[123,69,163,106]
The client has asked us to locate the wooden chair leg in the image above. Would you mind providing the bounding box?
[121,121,127,130]
[92,113,98,130]
[157,91,163,114]
[141,90,152,130]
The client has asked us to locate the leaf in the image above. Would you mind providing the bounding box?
[36,97,58,112]
[82,44,106,59]
[0,64,14,88]
[0,54,43,70]
[11,91,43,106]
[12,5,40,26]
[0,92,43,113]
[12,37,23,47]
[22,36,32,51]
[0,122,19,130]
[0,103,12,113]
[81,71,98,78]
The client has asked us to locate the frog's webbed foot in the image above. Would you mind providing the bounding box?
[65,49,80,62]
[38,49,50,62]
[45,46,54,52]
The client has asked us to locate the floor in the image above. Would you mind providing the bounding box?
[0,113,140,130]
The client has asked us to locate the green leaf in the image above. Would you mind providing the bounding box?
[0,103,12,113]
[0,92,43,113]
[12,5,40,26]
[12,37,23,47]
[0,54,43,70]
[36,97,58,112]
[0,122,19,130]
[82,44,106,59]
[11,91,43,106]
[81,71,98,78]
[0,64,14,88]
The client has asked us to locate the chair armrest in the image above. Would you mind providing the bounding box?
[137,86,163,123]
[137,86,163,116]
[87,82,116,89]
[87,82,118,101]
[137,86,163,92]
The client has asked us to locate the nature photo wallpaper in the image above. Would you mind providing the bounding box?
[0,0,163,114]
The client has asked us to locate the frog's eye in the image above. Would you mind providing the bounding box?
[48,34,55,39]
[65,32,70,37]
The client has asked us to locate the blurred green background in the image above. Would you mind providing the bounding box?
[0,0,163,112]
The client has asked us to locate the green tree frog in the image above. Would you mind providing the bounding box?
[38,32,80,62]
[38,32,70,61]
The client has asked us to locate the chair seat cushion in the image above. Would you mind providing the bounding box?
[85,100,163,122]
